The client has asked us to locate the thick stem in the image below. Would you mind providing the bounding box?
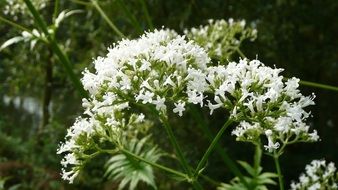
[273,153,284,190]
[193,118,233,179]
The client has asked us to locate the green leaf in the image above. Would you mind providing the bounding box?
[218,162,278,190]
[104,136,161,190]
[0,36,24,51]
[54,9,84,27]
[237,161,255,177]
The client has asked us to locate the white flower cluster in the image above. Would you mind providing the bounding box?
[205,59,318,152]
[58,29,318,183]
[3,0,48,20]
[57,29,210,183]
[185,19,257,61]
[290,159,338,190]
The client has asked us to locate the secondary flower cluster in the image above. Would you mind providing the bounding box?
[185,19,257,61]
[3,0,48,20]
[58,28,318,184]
[206,59,318,152]
[290,159,338,190]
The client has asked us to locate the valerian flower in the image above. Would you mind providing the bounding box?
[58,29,210,183]
[58,28,318,185]
[3,0,48,20]
[206,59,318,153]
[290,159,338,190]
[185,19,257,61]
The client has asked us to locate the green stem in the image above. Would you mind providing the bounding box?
[0,16,31,32]
[235,47,246,59]
[193,118,234,179]
[159,114,204,189]
[159,114,192,176]
[299,79,338,92]
[139,0,154,30]
[273,153,284,190]
[90,0,126,38]
[253,143,262,174]
[23,0,89,99]
[120,148,188,179]
[71,0,93,6]
[116,0,143,34]
[200,174,220,187]
[190,106,250,188]
[52,0,60,22]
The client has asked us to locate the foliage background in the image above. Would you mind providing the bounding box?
[0,0,337,189]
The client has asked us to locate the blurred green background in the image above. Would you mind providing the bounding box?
[0,0,337,189]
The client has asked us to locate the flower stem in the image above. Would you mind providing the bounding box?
[299,79,338,92]
[159,114,192,176]
[190,106,250,188]
[52,0,60,22]
[235,47,247,59]
[0,16,31,32]
[193,118,234,179]
[120,148,188,179]
[23,0,89,99]
[159,114,204,189]
[273,153,284,190]
[116,0,143,34]
[253,143,262,173]
[90,0,126,38]
[139,0,154,30]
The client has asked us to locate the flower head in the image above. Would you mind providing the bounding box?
[290,159,338,190]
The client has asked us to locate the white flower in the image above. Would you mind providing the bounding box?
[61,169,79,184]
[136,89,154,104]
[291,159,338,190]
[173,101,186,117]
[153,96,166,112]
[285,77,301,99]
[61,153,79,167]
[187,90,204,107]
[263,130,280,152]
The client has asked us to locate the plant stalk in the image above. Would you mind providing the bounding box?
[139,0,153,30]
[23,0,89,99]
[190,106,250,188]
[0,16,31,32]
[273,153,284,190]
[90,0,125,38]
[253,143,262,173]
[299,79,338,92]
[159,114,192,176]
[120,148,188,179]
[193,118,233,179]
